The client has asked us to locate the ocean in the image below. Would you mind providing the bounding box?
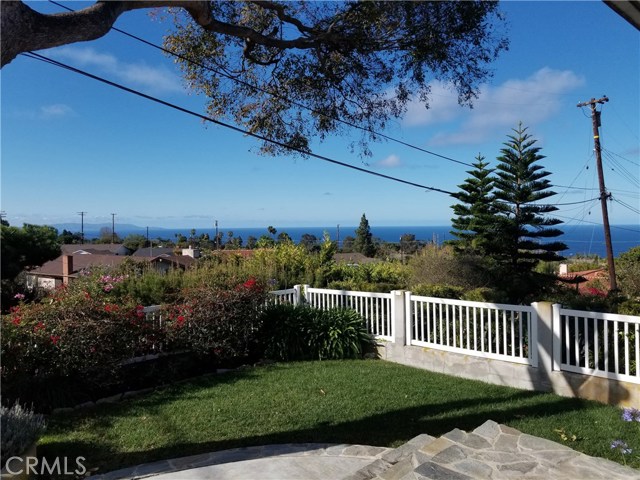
[84,224,640,259]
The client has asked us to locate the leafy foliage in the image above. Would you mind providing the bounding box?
[164,1,507,156]
[448,125,568,302]
[617,246,640,300]
[259,304,375,361]
[450,155,495,255]
[353,213,376,257]
[166,279,267,359]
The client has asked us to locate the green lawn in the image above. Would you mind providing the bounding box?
[39,360,640,476]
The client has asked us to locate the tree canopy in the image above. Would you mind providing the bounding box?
[449,125,567,301]
[2,1,507,155]
[354,213,376,257]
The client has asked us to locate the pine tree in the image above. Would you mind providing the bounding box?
[450,155,495,255]
[492,123,567,297]
[354,214,376,257]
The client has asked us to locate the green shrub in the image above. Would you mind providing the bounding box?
[312,308,377,360]
[461,287,508,303]
[259,304,317,361]
[1,402,45,459]
[617,246,640,300]
[258,304,375,361]
[411,283,465,299]
[166,278,268,360]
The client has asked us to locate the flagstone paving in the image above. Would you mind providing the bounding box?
[91,420,640,479]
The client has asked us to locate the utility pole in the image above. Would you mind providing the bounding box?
[78,211,86,244]
[337,224,340,249]
[111,213,116,244]
[576,96,617,291]
[215,220,219,250]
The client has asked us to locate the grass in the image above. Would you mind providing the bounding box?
[39,360,640,476]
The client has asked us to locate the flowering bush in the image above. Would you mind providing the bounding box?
[1,272,163,409]
[164,277,267,360]
[1,270,268,410]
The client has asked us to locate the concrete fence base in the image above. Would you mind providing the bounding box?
[376,341,640,407]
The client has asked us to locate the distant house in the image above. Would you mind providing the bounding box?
[27,254,130,289]
[333,252,379,265]
[558,267,609,295]
[148,254,195,274]
[28,248,197,289]
[61,244,129,256]
[132,247,175,258]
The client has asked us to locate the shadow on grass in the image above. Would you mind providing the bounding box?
[38,377,594,479]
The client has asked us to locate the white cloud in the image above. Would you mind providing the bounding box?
[39,104,74,119]
[375,154,402,168]
[402,82,462,127]
[49,46,184,94]
[402,68,585,146]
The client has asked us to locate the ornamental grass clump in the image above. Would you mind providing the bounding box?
[1,402,46,459]
[259,304,376,361]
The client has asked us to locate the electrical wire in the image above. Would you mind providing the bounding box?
[24,50,605,215]
[48,0,474,168]
[613,198,640,216]
[553,213,640,234]
[602,148,640,168]
[23,51,456,196]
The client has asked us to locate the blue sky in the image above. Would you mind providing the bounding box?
[2,1,639,231]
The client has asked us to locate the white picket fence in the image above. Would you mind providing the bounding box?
[269,285,639,384]
[554,305,639,384]
[306,287,394,341]
[408,296,537,367]
[270,287,393,341]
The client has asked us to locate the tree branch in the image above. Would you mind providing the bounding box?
[1,0,327,68]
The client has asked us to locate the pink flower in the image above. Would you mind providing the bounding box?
[13,293,25,300]
[50,334,61,345]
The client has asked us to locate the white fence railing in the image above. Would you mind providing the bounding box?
[270,288,298,305]
[408,296,538,367]
[306,287,394,341]
[150,286,639,387]
[555,305,639,383]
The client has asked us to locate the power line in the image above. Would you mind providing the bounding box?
[23,51,456,196]
[603,148,640,168]
[554,214,640,234]
[553,184,639,195]
[613,197,640,216]
[48,0,474,168]
[24,50,601,215]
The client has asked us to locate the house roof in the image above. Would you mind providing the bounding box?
[132,247,175,257]
[149,255,195,268]
[61,244,127,255]
[30,254,131,278]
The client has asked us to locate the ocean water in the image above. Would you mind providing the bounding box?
[102,224,640,258]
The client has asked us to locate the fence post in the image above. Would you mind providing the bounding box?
[532,302,554,375]
[391,290,407,346]
[293,285,308,306]
[552,303,562,372]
